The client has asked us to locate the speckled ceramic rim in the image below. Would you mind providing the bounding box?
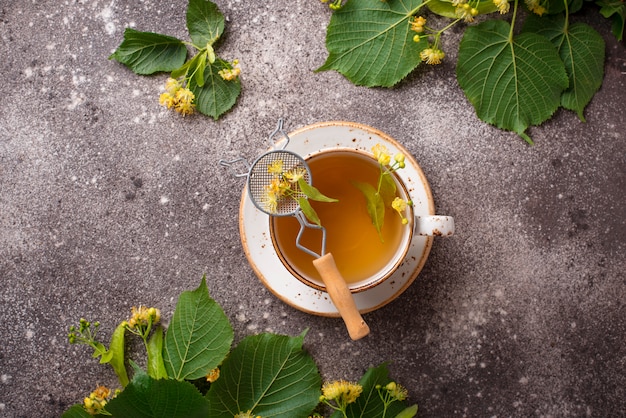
[269,148,414,293]
[239,121,434,317]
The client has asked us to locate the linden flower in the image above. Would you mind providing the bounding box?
[283,167,307,183]
[159,92,177,109]
[372,144,391,166]
[493,0,510,13]
[394,153,406,169]
[267,159,284,175]
[175,87,194,105]
[456,3,478,22]
[83,385,112,415]
[420,48,445,65]
[159,78,196,116]
[525,0,546,15]
[218,59,241,81]
[385,381,409,401]
[206,367,220,383]
[410,16,426,33]
[321,380,363,404]
[261,189,279,213]
[392,197,409,225]
[127,306,160,330]
[164,77,181,94]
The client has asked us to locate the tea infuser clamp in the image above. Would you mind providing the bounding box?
[220,119,370,340]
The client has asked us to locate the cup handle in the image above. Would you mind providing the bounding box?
[312,253,370,341]
[414,215,455,237]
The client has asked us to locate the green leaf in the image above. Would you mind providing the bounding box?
[316,0,427,87]
[171,59,194,80]
[193,52,207,87]
[186,0,225,47]
[164,276,233,381]
[395,404,419,418]
[597,0,626,41]
[109,28,187,75]
[522,15,605,122]
[332,363,411,418]
[427,0,497,18]
[298,178,339,203]
[205,332,321,418]
[147,326,168,380]
[379,171,397,207]
[105,369,209,418]
[456,19,568,143]
[61,404,95,418]
[298,197,322,227]
[353,181,385,238]
[99,322,129,387]
[188,61,241,120]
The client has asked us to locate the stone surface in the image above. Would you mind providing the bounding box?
[0,1,625,417]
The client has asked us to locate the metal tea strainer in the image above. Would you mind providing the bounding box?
[220,119,369,340]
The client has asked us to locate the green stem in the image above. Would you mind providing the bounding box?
[509,0,519,42]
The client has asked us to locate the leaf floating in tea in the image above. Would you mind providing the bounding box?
[353,181,385,240]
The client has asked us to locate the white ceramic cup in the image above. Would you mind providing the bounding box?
[270,148,454,294]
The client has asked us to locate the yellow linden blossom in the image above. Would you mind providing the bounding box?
[165,77,181,94]
[159,92,177,109]
[127,306,160,330]
[392,197,409,225]
[525,0,546,15]
[267,159,283,175]
[321,380,363,404]
[206,367,220,383]
[372,144,391,166]
[394,153,406,168]
[283,167,307,183]
[261,189,279,213]
[456,3,478,22]
[219,59,241,81]
[420,48,445,65]
[409,16,426,33]
[159,78,196,116]
[493,0,510,13]
[385,381,408,401]
[83,385,112,415]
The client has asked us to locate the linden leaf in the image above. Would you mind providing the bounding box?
[186,0,225,47]
[522,14,605,122]
[597,0,626,41]
[61,405,93,418]
[205,332,321,418]
[109,28,187,75]
[353,181,385,238]
[457,19,568,144]
[379,171,397,207]
[188,60,241,120]
[298,197,322,227]
[105,368,209,418]
[163,276,233,381]
[194,52,207,87]
[298,178,339,203]
[316,0,427,87]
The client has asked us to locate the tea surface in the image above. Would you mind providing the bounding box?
[271,151,406,286]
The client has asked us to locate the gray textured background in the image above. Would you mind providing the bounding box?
[1,0,625,417]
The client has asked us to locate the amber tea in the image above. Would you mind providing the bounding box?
[270,150,411,290]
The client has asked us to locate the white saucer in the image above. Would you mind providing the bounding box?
[239,121,435,317]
